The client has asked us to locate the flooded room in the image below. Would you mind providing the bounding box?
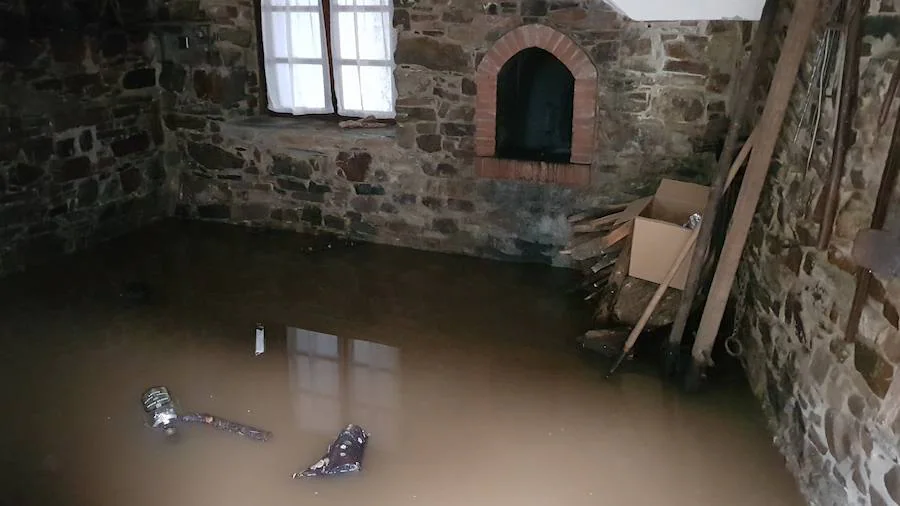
[1,0,899,505]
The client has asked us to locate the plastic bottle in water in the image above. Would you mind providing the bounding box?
[142,386,179,436]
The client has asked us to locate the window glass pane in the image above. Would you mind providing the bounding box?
[293,64,328,110]
[273,63,293,108]
[339,65,363,111]
[356,11,390,60]
[336,12,358,60]
[265,12,290,58]
[336,0,388,5]
[290,12,324,58]
[359,65,393,113]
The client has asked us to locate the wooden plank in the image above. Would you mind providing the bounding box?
[663,0,780,376]
[817,0,866,249]
[566,221,633,261]
[614,196,653,225]
[571,212,623,233]
[852,229,900,278]
[567,203,629,223]
[688,0,821,380]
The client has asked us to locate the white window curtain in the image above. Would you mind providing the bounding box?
[260,0,334,115]
[260,0,396,119]
[330,0,396,119]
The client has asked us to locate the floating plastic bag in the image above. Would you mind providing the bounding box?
[293,424,369,478]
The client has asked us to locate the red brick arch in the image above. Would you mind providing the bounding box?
[475,24,598,166]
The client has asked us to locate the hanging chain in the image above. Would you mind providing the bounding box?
[725,270,749,358]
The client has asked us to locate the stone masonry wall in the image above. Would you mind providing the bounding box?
[0,2,170,277]
[168,0,751,265]
[736,0,900,504]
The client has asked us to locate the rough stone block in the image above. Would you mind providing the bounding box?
[55,139,76,158]
[422,196,443,209]
[9,163,43,187]
[395,36,469,72]
[354,183,385,195]
[336,151,372,182]
[302,206,323,225]
[324,214,346,229]
[440,123,475,136]
[111,133,151,157]
[57,156,91,182]
[219,28,253,48]
[123,68,157,89]
[188,143,244,170]
[272,154,314,179]
[79,130,94,153]
[119,166,143,194]
[663,59,709,76]
[433,217,459,234]
[159,63,187,92]
[416,134,443,152]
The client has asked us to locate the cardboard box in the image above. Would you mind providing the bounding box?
[628,179,710,290]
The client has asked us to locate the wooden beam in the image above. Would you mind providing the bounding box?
[662,0,779,376]
[563,221,633,261]
[687,0,821,384]
[818,0,867,249]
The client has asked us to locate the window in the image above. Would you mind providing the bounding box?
[258,0,396,119]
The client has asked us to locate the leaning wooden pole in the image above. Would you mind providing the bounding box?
[662,0,780,376]
[817,0,867,249]
[686,0,821,389]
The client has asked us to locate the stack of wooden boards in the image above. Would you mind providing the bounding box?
[563,197,651,304]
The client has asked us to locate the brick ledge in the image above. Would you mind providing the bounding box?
[475,157,590,187]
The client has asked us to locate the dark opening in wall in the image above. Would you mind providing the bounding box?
[495,48,574,164]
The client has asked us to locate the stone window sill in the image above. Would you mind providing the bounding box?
[221,116,399,153]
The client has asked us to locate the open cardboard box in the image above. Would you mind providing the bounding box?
[628,179,710,290]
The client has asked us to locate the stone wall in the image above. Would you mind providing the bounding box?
[168,0,751,265]
[0,1,170,277]
[737,1,900,504]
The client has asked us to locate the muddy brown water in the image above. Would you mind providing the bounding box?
[0,220,804,506]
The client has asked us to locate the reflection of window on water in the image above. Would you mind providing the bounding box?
[288,327,399,448]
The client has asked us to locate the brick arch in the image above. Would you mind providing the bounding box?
[474,24,598,166]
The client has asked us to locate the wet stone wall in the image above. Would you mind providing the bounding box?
[0,2,171,277]
[166,0,750,265]
[737,1,900,504]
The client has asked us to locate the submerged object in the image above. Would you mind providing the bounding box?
[142,386,179,436]
[294,424,369,478]
[141,386,272,442]
[179,413,272,442]
[255,324,265,356]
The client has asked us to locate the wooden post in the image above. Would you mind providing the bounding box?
[686,0,821,388]
[663,0,779,376]
[817,0,867,250]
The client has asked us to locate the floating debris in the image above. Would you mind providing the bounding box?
[294,424,369,478]
[141,386,272,442]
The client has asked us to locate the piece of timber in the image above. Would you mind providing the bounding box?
[662,0,779,377]
[686,0,821,389]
